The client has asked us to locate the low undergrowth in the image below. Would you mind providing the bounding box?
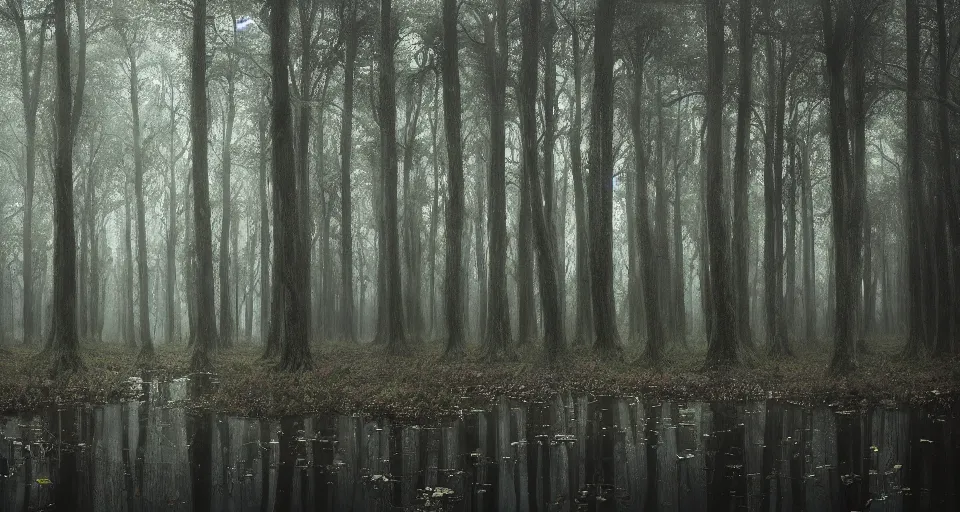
[0,338,957,423]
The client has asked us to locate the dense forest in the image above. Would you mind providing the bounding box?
[0,0,956,377]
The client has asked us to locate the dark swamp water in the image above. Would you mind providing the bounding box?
[1,379,958,511]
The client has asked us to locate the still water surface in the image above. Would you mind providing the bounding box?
[0,379,957,511]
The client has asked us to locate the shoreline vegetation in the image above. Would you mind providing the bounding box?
[1,340,957,423]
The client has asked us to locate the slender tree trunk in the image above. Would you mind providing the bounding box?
[340,3,358,344]
[629,35,665,364]
[124,194,136,347]
[258,101,270,346]
[732,0,753,349]
[166,79,179,346]
[703,0,738,367]
[904,0,923,357]
[219,75,237,350]
[379,0,406,355]
[189,0,218,371]
[15,10,48,346]
[673,98,687,344]
[934,0,958,353]
[801,138,816,342]
[296,1,315,347]
[49,0,81,373]
[589,0,621,358]
[568,20,592,347]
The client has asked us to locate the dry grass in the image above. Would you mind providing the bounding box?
[0,338,957,423]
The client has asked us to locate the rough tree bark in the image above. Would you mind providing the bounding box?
[441,0,465,357]
[731,0,753,349]
[48,0,82,374]
[272,0,312,370]
[820,0,857,373]
[219,61,238,350]
[588,0,621,358]
[189,0,218,371]
[483,0,512,359]
[703,0,739,367]
[379,0,406,355]
[567,12,592,347]
[340,2,358,344]
[520,0,564,361]
[903,0,923,358]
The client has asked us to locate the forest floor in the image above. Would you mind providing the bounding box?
[1,339,957,423]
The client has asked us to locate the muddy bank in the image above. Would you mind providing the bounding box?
[1,341,957,422]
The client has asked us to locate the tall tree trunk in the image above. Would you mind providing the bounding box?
[219,75,237,350]
[272,0,312,370]
[49,0,81,373]
[166,77,180,346]
[568,18,592,347]
[672,98,687,344]
[588,0,621,358]
[14,7,48,346]
[630,34,665,364]
[340,3,358,344]
[934,0,958,354]
[124,45,155,359]
[124,193,136,347]
[732,0,753,349]
[517,158,536,345]
[904,0,923,357]
[379,0,406,355]
[258,97,270,346]
[801,138,816,341]
[520,0,564,361]
[820,0,857,373]
[703,0,738,367]
[543,0,558,271]
[402,75,426,340]
[189,0,218,371]
[483,0,512,359]
[297,1,315,346]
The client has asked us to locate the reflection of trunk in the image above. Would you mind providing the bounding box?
[520,0,564,359]
[441,0,465,354]
[703,0,738,366]
[483,0,512,358]
[568,20,592,346]
[731,0,753,349]
[219,75,237,350]
[588,0,621,357]
[189,0,218,370]
[340,3,358,343]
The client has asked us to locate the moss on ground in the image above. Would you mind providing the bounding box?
[0,339,957,423]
